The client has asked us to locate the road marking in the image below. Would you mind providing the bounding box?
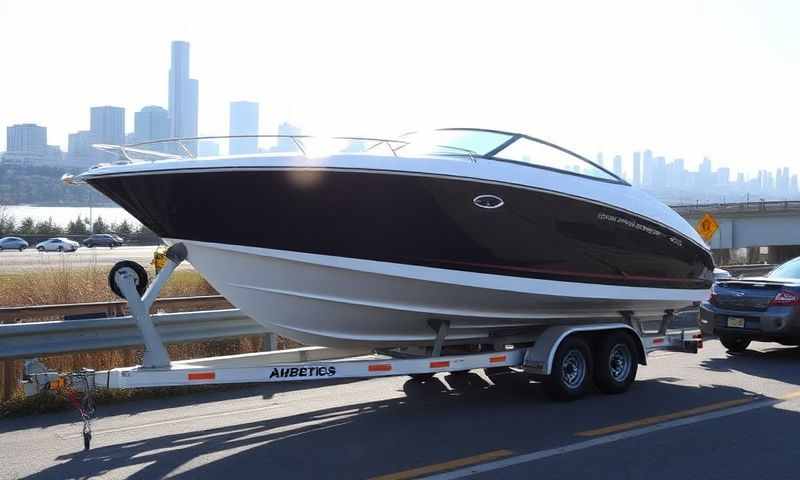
[575,397,754,437]
[419,392,800,479]
[369,450,514,480]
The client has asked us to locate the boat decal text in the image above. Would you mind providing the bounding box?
[268,365,337,380]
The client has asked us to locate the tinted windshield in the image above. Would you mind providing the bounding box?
[493,137,618,181]
[768,258,800,279]
[401,129,621,182]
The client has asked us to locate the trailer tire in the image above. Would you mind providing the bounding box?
[543,336,592,401]
[594,332,638,394]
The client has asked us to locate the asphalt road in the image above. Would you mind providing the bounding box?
[2,339,800,480]
[0,246,194,273]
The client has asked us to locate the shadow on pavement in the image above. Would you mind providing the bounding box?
[20,371,773,480]
[0,377,365,434]
[701,342,800,385]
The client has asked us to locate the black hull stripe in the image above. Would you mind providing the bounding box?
[83,164,708,253]
[87,169,714,290]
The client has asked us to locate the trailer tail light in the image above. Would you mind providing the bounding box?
[187,372,215,381]
[770,289,800,306]
[430,361,450,368]
[368,364,392,372]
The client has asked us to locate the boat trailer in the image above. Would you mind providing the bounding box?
[21,243,703,451]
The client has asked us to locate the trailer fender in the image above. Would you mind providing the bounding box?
[522,324,646,376]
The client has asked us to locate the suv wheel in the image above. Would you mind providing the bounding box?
[720,335,750,353]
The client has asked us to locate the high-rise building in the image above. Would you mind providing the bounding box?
[6,123,47,155]
[612,155,623,178]
[90,106,125,146]
[198,140,220,156]
[642,149,653,187]
[168,41,199,154]
[67,130,97,165]
[134,106,170,151]
[2,123,61,165]
[229,101,259,154]
[632,151,641,186]
[270,122,303,152]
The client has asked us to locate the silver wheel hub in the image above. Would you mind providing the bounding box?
[609,343,632,382]
[561,349,586,389]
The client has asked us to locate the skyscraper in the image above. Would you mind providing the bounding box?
[90,106,125,146]
[168,41,199,154]
[67,130,96,165]
[229,101,259,154]
[642,149,653,187]
[270,122,303,152]
[6,123,46,154]
[632,151,641,186]
[612,155,623,178]
[134,106,170,150]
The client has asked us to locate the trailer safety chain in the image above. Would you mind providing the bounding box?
[46,370,96,451]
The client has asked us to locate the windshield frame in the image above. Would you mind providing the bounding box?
[416,128,628,185]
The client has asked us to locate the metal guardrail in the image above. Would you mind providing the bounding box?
[0,308,266,360]
[0,295,231,323]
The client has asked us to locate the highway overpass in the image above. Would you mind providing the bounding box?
[672,201,800,263]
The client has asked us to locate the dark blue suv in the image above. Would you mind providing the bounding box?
[701,257,800,352]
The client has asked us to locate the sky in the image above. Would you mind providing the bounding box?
[1,0,799,175]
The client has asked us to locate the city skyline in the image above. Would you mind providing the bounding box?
[1,0,799,175]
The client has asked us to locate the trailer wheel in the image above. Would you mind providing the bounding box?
[108,260,149,299]
[594,332,638,394]
[543,336,592,401]
[409,373,435,381]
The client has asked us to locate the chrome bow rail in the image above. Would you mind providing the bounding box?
[90,134,477,163]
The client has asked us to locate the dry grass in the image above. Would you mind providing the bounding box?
[0,263,298,414]
[0,260,216,308]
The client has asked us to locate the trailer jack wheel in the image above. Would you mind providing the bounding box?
[108,260,148,299]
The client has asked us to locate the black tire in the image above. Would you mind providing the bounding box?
[57,246,63,252]
[37,246,44,252]
[543,336,592,401]
[19,247,24,252]
[86,243,94,248]
[108,260,149,299]
[448,370,471,376]
[409,373,435,381]
[720,335,750,353]
[594,332,639,394]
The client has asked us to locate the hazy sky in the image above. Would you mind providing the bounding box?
[1,0,798,174]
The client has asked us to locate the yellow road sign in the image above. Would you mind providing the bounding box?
[696,213,719,242]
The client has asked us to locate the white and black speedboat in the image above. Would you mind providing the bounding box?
[69,129,714,347]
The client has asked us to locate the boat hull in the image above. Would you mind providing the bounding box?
[171,239,708,347]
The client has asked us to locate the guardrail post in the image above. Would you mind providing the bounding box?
[263,332,277,351]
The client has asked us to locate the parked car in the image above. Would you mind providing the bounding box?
[35,238,80,252]
[701,257,800,352]
[83,233,124,248]
[0,236,29,251]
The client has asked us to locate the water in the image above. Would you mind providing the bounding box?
[2,205,139,228]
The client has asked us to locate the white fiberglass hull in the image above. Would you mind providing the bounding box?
[174,239,708,348]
